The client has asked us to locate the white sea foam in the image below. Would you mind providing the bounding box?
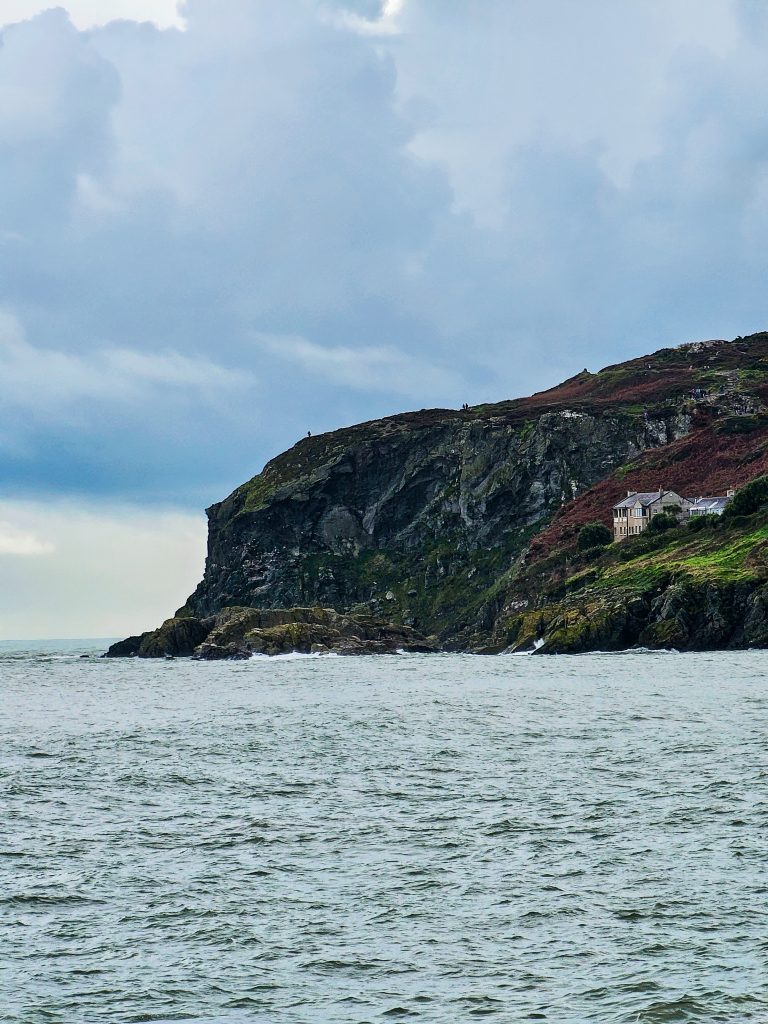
[248,650,341,661]
[505,637,545,656]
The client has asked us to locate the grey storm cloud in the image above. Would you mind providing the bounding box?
[1,0,768,505]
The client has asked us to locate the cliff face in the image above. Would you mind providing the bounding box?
[179,405,690,642]
[144,331,768,655]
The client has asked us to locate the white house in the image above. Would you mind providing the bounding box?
[688,489,735,517]
[612,489,692,541]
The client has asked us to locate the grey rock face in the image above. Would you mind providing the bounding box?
[505,580,768,655]
[179,405,690,640]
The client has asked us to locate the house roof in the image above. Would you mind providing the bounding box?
[613,490,666,509]
[690,496,731,512]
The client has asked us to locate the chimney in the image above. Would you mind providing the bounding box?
[727,487,735,497]
[627,490,637,497]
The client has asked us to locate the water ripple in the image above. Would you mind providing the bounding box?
[1,643,768,1022]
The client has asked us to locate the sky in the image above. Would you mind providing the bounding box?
[1,0,768,637]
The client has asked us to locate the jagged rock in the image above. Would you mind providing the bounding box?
[138,617,211,658]
[105,617,208,659]
[107,606,439,659]
[195,606,439,659]
[502,573,768,655]
[104,634,148,658]
[743,585,768,644]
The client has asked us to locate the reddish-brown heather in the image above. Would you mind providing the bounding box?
[529,423,768,560]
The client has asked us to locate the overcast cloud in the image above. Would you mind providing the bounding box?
[0,500,205,638]
[2,0,768,634]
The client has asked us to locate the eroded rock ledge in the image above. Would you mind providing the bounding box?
[105,606,440,660]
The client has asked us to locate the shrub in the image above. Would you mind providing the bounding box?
[723,476,768,518]
[618,538,650,559]
[715,415,767,436]
[687,514,711,532]
[647,512,678,534]
[577,521,612,551]
[721,513,751,531]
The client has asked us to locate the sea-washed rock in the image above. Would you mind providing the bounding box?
[136,617,210,658]
[194,606,439,659]
[106,606,439,659]
[105,617,208,659]
[103,634,148,658]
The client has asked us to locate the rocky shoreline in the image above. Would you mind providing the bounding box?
[105,606,440,659]
[499,579,768,655]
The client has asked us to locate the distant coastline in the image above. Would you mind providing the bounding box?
[108,333,768,659]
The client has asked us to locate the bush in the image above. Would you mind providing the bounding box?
[687,514,712,532]
[618,536,654,559]
[647,512,678,534]
[723,476,768,518]
[577,521,612,551]
[721,513,751,531]
[715,415,767,436]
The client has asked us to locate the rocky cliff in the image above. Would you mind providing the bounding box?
[488,514,768,654]
[179,406,695,643]
[116,332,768,657]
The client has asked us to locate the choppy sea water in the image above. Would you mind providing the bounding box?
[2,642,768,1024]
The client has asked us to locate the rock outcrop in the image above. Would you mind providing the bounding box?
[501,579,768,655]
[105,606,438,659]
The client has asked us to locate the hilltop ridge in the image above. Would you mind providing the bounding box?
[111,332,768,657]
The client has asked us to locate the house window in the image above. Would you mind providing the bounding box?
[632,507,643,517]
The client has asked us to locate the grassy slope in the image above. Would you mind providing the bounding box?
[491,512,768,652]
[595,522,768,587]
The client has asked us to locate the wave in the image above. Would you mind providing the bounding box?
[248,650,341,661]
[506,644,682,657]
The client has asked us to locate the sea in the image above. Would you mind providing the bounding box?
[2,641,767,1023]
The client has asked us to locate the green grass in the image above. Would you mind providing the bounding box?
[582,521,768,593]
[495,515,768,653]
[675,525,768,580]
